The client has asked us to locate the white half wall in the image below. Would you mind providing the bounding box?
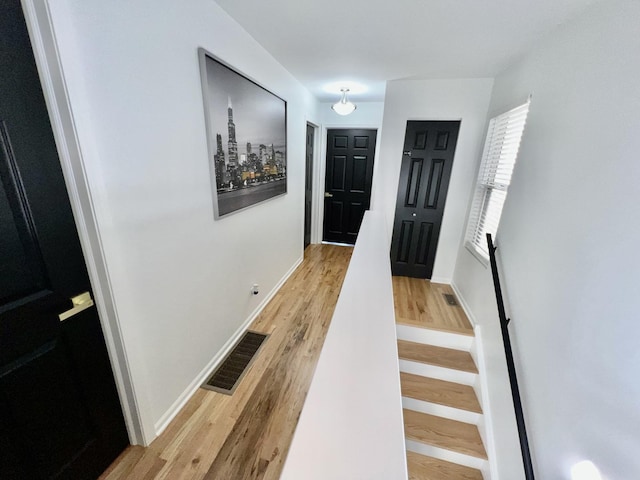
[47,0,320,442]
[372,79,494,282]
[453,0,640,478]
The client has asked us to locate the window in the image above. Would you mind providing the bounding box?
[465,100,530,261]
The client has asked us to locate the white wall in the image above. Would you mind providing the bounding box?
[453,1,640,478]
[47,0,319,442]
[372,79,494,282]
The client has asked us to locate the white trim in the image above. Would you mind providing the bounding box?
[405,439,487,471]
[304,120,320,245]
[401,397,481,426]
[21,0,149,444]
[153,255,303,436]
[465,241,490,268]
[396,324,474,351]
[399,359,477,387]
[472,325,499,480]
[430,276,452,284]
[315,124,381,244]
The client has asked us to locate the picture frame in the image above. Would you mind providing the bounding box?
[198,48,287,219]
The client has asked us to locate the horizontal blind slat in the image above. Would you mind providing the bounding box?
[465,100,530,255]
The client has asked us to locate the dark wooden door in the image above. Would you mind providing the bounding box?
[0,1,129,478]
[304,124,314,248]
[323,129,377,245]
[390,121,460,278]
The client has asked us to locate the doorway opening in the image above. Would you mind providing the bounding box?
[390,121,460,278]
[322,128,377,245]
[304,123,315,248]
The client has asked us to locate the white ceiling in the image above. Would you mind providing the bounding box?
[215,0,598,102]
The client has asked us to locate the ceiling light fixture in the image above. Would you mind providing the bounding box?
[331,88,357,116]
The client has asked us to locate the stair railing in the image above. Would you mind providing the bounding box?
[486,233,535,480]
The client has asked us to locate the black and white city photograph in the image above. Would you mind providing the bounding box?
[199,48,287,218]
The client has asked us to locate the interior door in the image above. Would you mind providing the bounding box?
[304,124,314,248]
[390,121,460,278]
[0,1,129,478]
[323,129,377,245]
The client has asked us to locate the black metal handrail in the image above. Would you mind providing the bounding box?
[486,233,535,480]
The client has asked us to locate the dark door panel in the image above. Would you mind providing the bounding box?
[323,129,376,245]
[390,121,460,278]
[1,1,129,478]
[304,124,314,247]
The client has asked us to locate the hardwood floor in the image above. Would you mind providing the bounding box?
[397,340,478,374]
[403,409,487,459]
[400,372,482,413]
[392,276,473,335]
[99,244,352,480]
[407,451,483,480]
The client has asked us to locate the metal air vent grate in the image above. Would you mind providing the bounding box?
[443,293,459,306]
[202,330,268,395]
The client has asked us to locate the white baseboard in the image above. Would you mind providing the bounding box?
[153,255,304,437]
[430,276,452,284]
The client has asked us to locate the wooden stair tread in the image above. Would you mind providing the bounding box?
[398,340,478,374]
[403,409,487,459]
[407,451,483,480]
[400,372,482,413]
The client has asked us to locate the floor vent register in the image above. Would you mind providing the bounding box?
[202,330,268,395]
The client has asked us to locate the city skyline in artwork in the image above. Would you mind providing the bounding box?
[199,48,287,218]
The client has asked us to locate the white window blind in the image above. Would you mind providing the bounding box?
[465,100,530,260]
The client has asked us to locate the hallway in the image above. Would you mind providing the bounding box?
[100,244,351,480]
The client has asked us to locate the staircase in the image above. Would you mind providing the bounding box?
[393,277,489,480]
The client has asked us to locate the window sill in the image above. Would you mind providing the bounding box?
[465,241,490,268]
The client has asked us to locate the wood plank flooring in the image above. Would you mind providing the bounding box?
[99,244,352,480]
[393,277,473,335]
[403,409,487,459]
[397,340,478,374]
[407,451,483,480]
[400,372,481,413]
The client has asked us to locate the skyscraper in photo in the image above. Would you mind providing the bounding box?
[214,133,226,188]
[227,96,238,166]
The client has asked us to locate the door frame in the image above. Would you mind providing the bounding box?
[21,0,148,445]
[315,124,382,244]
[392,116,463,283]
[305,121,320,246]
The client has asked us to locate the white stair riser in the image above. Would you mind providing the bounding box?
[405,438,488,471]
[396,324,474,350]
[402,397,481,425]
[399,359,477,386]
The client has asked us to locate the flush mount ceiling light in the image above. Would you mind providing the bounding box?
[331,88,357,116]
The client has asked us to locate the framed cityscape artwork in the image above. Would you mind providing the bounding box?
[198,48,287,219]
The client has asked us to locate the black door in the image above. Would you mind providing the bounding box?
[304,124,314,248]
[0,1,129,478]
[390,121,460,278]
[323,129,376,245]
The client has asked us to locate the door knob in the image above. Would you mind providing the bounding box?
[324,192,333,198]
[59,292,94,322]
